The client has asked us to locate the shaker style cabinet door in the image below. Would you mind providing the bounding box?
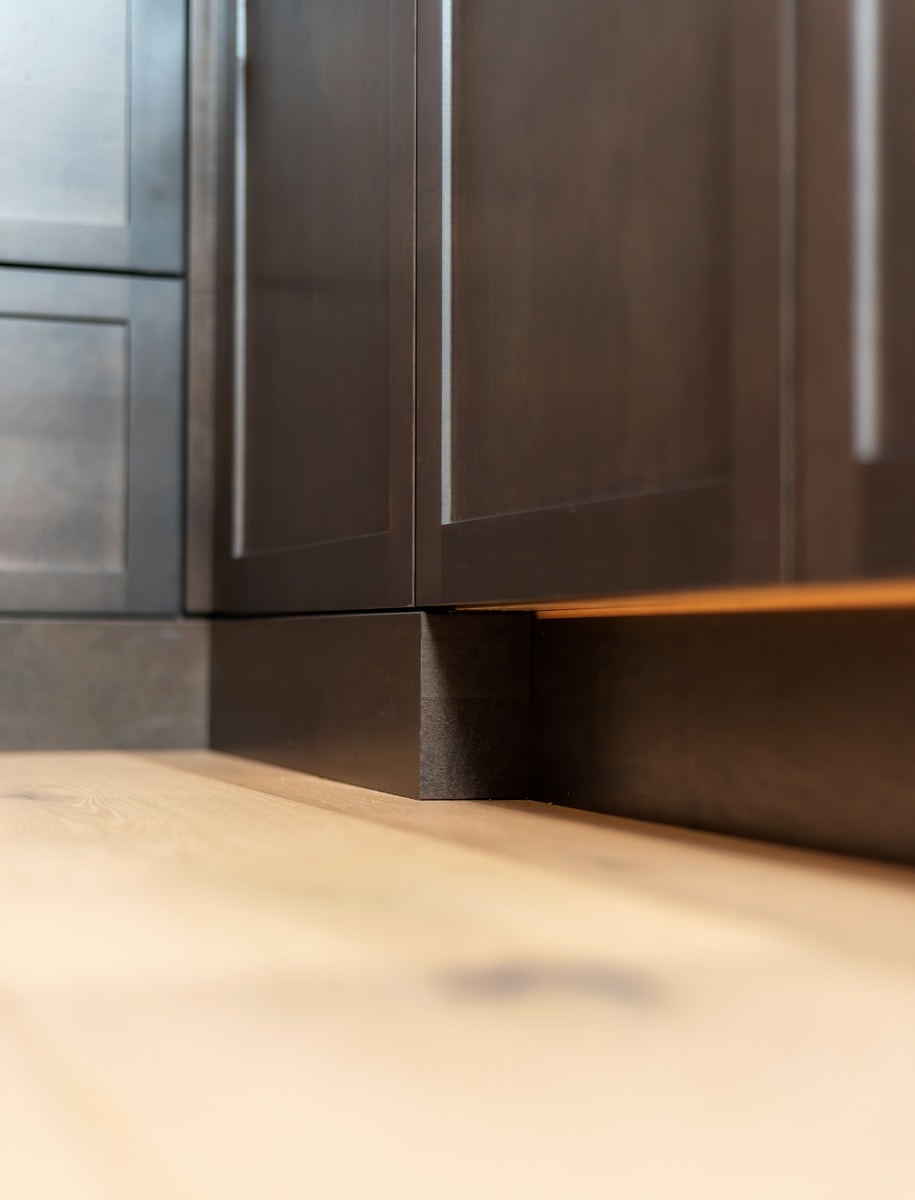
[0,0,186,273]
[0,269,183,614]
[417,0,786,606]
[212,0,416,614]
[798,0,915,580]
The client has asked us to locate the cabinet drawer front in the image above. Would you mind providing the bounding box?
[0,0,186,273]
[0,269,183,614]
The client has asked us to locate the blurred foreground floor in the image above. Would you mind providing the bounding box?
[1,749,915,1198]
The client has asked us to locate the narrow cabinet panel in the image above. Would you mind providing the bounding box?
[0,269,183,614]
[417,0,785,606]
[212,0,416,615]
[798,0,915,580]
[0,0,186,274]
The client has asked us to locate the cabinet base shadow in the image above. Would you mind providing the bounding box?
[532,610,915,866]
[210,612,531,800]
[211,606,915,864]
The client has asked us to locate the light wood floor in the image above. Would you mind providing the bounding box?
[2,751,915,1199]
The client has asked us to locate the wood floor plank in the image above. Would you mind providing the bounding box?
[157,749,915,972]
[0,750,914,1197]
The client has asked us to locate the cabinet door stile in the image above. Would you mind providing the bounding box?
[212,0,417,615]
[798,0,915,580]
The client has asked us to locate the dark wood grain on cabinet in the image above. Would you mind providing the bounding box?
[870,0,915,574]
[798,0,915,580]
[438,486,730,604]
[186,0,234,613]
[533,611,915,866]
[796,0,858,580]
[244,0,389,551]
[213,0,415,614]
[211,612,530,799]
[418,0,784,606]
[882,2,915,465]
[451,1,729,521]
[0,620,208,751]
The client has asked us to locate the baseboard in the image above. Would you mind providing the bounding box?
[210,611,531,799]
[532,610,915,865]
[0,619,209,750]
[8,605,904,865]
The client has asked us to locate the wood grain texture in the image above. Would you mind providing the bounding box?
[796,0,858,580]
[449,0,730,520]
[210,612,424,796]
[798,0,915,580]
[210,611,530,798]
[534,610,915,864]
[213,0,416,614]
[2,749,915,1197]
[882,0,915,473]
[417,0,784,606]
[243,0,393,552]
[185,0,233,614]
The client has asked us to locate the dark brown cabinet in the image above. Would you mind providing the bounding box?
[798,0,915,582]
[201,0,915,818]
[212,0,416,614]
[416,0,785,606]
[207,0,915,618]
[211,0,788,617]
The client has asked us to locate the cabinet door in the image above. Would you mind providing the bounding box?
[212,0,415,614]
[0,0,185,274]
[417,0,785,606]
[798,0,915,580]
[0,269,183,614]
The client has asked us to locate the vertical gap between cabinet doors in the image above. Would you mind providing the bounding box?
[440,0,454,523]
[850,0,883,463]
[780,0,799,579]
[231,0,248,557]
